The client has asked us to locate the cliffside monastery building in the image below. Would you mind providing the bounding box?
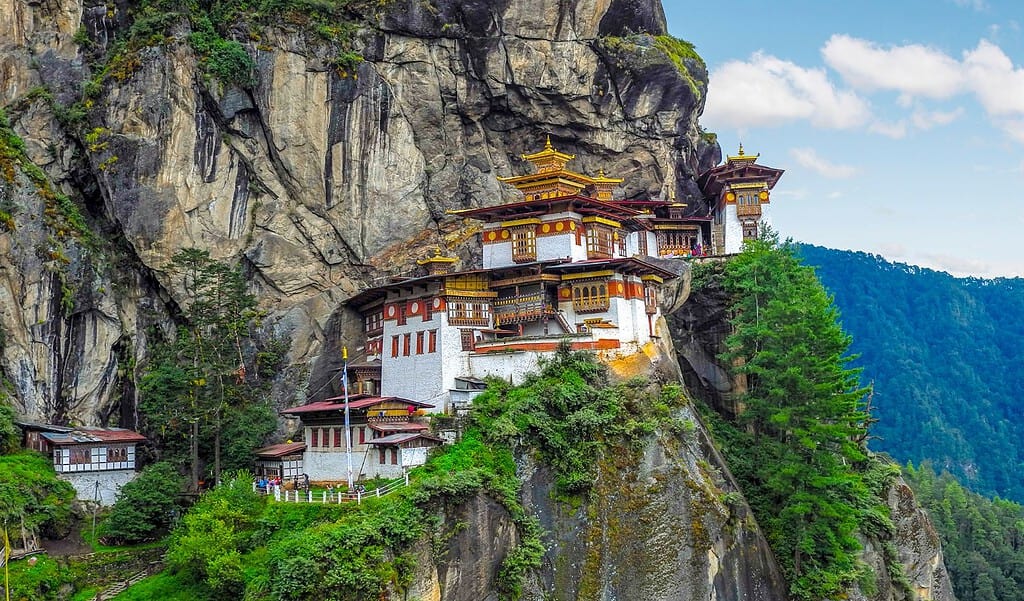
[273,141,783,482]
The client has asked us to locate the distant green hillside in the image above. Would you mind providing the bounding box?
[796,245,1024,502]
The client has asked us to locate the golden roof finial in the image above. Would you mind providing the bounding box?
[544,135,553,150]
[727,142,758,164]
[597,168,606,178]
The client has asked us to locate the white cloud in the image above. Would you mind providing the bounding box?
[962,40,1024,117]
[999,120,1024,143]
[823,34,964,98]
[911,107,965,129]
[869,120,907,138]
[790,147,858,178]
[704,52,871,129]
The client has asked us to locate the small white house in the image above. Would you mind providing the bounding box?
[279,395,440,482]
[20,423,146,506]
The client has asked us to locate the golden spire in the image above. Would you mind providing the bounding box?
[727,142,758,164]
[518,137,576,174]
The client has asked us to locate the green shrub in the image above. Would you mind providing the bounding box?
[0,452,76,540]
[102,462,184,544]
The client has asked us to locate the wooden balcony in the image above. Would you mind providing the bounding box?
[736,204,762,218]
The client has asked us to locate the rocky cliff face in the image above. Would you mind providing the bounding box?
[0,0,717,425]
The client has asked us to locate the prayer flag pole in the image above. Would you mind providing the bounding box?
[342,347,354,492]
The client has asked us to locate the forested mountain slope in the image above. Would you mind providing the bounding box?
[797,245,1024,502]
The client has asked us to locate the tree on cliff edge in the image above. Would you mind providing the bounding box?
[719,233,874,600]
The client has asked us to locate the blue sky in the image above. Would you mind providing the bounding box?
[664,0,1024,277]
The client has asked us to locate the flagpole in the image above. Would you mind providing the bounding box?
[342,347,354,492]
[3,521,10,601]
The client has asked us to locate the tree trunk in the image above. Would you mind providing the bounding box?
[191,420,200,491]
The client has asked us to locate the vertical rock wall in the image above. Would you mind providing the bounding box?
[0,0,717,424]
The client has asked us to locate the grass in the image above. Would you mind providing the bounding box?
[112,571,215,601]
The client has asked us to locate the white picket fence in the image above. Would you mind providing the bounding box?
[253,473,409,505]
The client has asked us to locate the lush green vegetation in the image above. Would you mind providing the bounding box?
[697,235,893,601]
[122,348,686,599]
[102,462,184,544]
[0,395,20,454]
[473,347,688,494]
[6,545,166,601]
[89,0,369,89]
[0,452,76,542]
[597,33,705,99]
[904,462,1024,601]
[139,249,279,487]
[0,108,95,248]
[798,244,1024,503]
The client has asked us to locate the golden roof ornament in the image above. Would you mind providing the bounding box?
[417,246,457,265]
[727,142,759,164]
[518,136,576,174]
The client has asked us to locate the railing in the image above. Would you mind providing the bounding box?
[254,473,409,505]
[573,298,610,313]
[492,294,557,325]
[448,315,490,326]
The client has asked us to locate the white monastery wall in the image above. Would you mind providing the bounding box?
[63,470,137,506]
[483,240,513,269]
[724,205,744,254]
[468,351,545,385]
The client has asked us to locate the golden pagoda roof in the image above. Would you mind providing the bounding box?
[591,168,624,185]
[520,136,575,172]
[727,143,759,164]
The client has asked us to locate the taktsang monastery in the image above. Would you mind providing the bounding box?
[270,141,783,483]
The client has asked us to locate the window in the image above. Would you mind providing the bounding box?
[364,311,383,335]
[403,333,411,356]
[334,428,342,448]
[428,330,437,353]
[416,331,424,354]
[448,300,490,326]
[357,379,377,395]
[359,427,366,444]
[107,447,128,462]
[391,335,399,358]
[657,230,699,256]
[572,282,610,313]
[586,226,614,259]
[460,329,475,351]
[378,448,386,464]
[397,303,407,326]
[511,227,537,263]
[643,284,658,314]
[390,448,399,465]
[637,232,648,256]
[311,429,319,448]
[742,221,758,240]
[422,302,433,322]
[71,447,91,464]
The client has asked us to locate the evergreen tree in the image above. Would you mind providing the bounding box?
[715,233,874,600]
[140,249,277,488]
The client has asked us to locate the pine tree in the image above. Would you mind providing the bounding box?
[140,249,276,488]
[719,233,873,600]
